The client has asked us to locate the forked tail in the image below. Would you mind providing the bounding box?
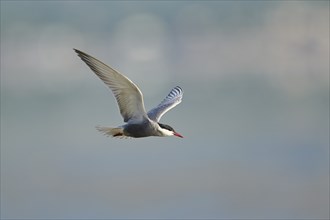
[96,126,125,138]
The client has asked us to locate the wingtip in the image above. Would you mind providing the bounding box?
[73,49,90,61]
[174,86,183,93]
[73,48,83,55]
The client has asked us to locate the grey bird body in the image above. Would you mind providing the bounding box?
[74,49,183,138]
[124,120,158,138]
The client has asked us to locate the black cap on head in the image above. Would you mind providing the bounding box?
[158,123,175,132]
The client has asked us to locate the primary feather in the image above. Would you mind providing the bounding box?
[74,49,147,122]
[147,86,183,122]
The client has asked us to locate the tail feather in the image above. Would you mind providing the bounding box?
[96,126,126,138]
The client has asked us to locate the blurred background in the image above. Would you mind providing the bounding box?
[1,1,329,219]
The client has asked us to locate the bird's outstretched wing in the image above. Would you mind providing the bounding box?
[74,49,147,122]
[147,86,183,122]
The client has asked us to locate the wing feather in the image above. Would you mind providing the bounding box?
[147,86,183,122]
[74,49,147,122]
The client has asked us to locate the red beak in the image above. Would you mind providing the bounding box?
[174,132,183,138]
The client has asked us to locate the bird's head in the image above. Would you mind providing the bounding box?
[158,123,183,138]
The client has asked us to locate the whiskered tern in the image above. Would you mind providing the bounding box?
[74,49,183,138]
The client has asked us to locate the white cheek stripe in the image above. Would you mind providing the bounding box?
[159,127,173,136]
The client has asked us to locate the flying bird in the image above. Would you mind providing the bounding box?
[74,49,183,138]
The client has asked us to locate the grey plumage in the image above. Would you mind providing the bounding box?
[74,49,183,138]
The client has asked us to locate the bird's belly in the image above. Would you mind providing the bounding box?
[124,123,156,138]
